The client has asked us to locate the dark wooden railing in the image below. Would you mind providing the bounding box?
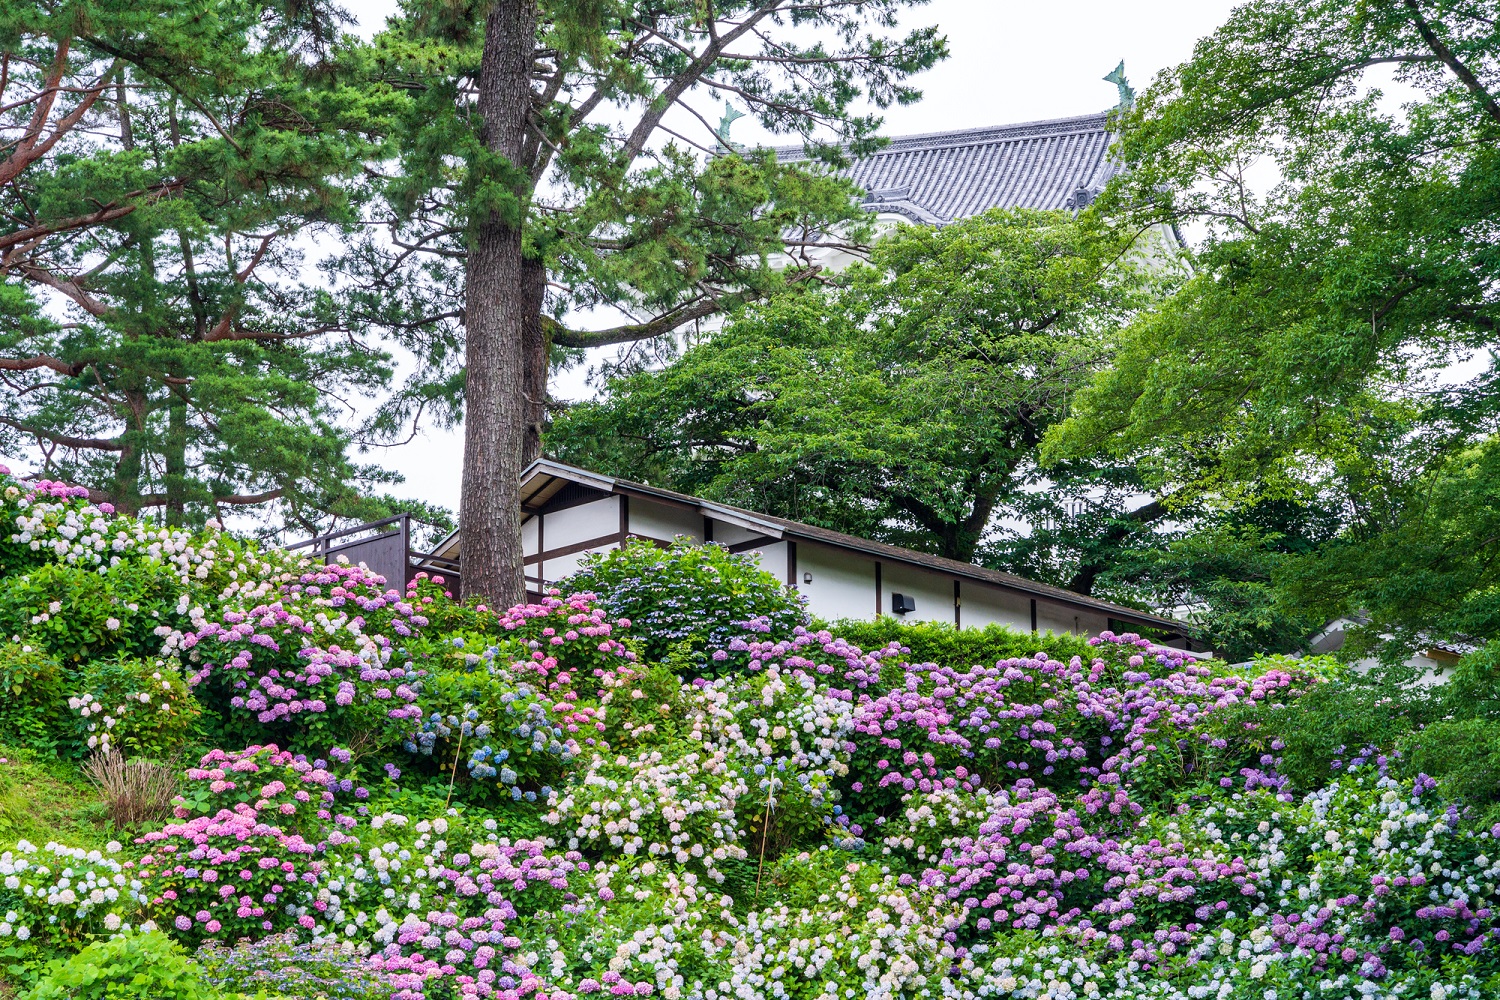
[286,516,460,592]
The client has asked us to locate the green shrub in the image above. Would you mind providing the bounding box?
[821,617,1096,672]
[1439,638,1500,720]
[0,563,178,668]
[0,643,70,754]
[561,538,806,668]
[1200,666,1440,790]
[22,930,218,1000]
[1399,718,1500,811]
[69,657,199,759]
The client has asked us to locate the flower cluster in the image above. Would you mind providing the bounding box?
[137,806,331,946]
[5,478,286,597]
[0,840,145,958]
[178,564,432,744]
[68,659,196,756]
[7,475,1500,1000]
[172,744,369,841]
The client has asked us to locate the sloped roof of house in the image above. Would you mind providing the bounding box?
[774,111,1120,225]
[426,459,1190,636]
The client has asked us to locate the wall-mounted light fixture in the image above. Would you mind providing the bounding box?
[803,571,813,584]
[891,593,916,615]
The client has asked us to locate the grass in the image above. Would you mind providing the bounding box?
[0,745,111,850]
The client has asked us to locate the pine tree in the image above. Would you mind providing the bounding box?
[344,0,948,603]
[0,1,397,527]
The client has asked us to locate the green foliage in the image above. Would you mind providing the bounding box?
[0,1,407,527]
[22,931,216,1000]
[0,564,173,667]
[552,210,1163,565]
[340,0,949,487]
[1400,719,1500,814]
[546,208,1321,654]
[1440,638,1500,720]
[1045,0,1500,659]
[71,657,199,759]
[820,617,1095,675]
[0,645,70,756]
[561,538,807,670]
[1205,664,1440,791]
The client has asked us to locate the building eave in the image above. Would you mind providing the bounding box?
[513,459,1188,635]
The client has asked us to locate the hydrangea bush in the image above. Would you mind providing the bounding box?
[3,466,1500,1000]
[562,538,807,671]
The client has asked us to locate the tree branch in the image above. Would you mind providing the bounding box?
[14,263,111,316]
[0,51,119,187]
[0,354,86,376]
[0,182,182,254]
[620,8,773,164]
[0,415,123,451]
[1404,0,1500,125]
[133,488,284,508]
[544,293,746,348]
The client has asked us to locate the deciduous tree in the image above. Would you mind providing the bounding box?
[1045,0,1500,657]
[550,208,1157,562]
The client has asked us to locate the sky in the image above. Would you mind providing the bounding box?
[341,0,1245,516]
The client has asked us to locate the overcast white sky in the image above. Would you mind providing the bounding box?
[341,0,1245,514]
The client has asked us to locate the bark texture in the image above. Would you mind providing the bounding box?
[459,0,538,607]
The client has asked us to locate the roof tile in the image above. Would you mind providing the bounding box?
[778,112,1117,223]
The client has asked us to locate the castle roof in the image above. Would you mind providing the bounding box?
[776,111,1119,224]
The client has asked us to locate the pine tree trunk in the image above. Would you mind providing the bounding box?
[459,0,537,608]
[165,394,188,525]
[111,380,147,515]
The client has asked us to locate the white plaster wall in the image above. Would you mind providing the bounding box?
[882,561,957,626]
[744,540,791,584]
[795,542,876,622]
[544,542,620,585]
[1035,600,1108,637]
[959,583,1032,632]
[521,516,539,557]
[629,499,702,543]
[544,497,620,547]
[709,519,770,546]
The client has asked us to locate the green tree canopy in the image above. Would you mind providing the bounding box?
[551,209,1157,563]
[551,208,1329,658]
[0,0,409,529]
[1044,0,1500,659]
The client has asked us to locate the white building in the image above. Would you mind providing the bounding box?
[400,460,1195,648]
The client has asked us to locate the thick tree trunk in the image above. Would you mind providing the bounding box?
[111,380,147,514]
[459,0,537,608]
[165,394,188,525]
[520,254,547,466]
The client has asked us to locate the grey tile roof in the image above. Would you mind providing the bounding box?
[775,111,1119,224]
